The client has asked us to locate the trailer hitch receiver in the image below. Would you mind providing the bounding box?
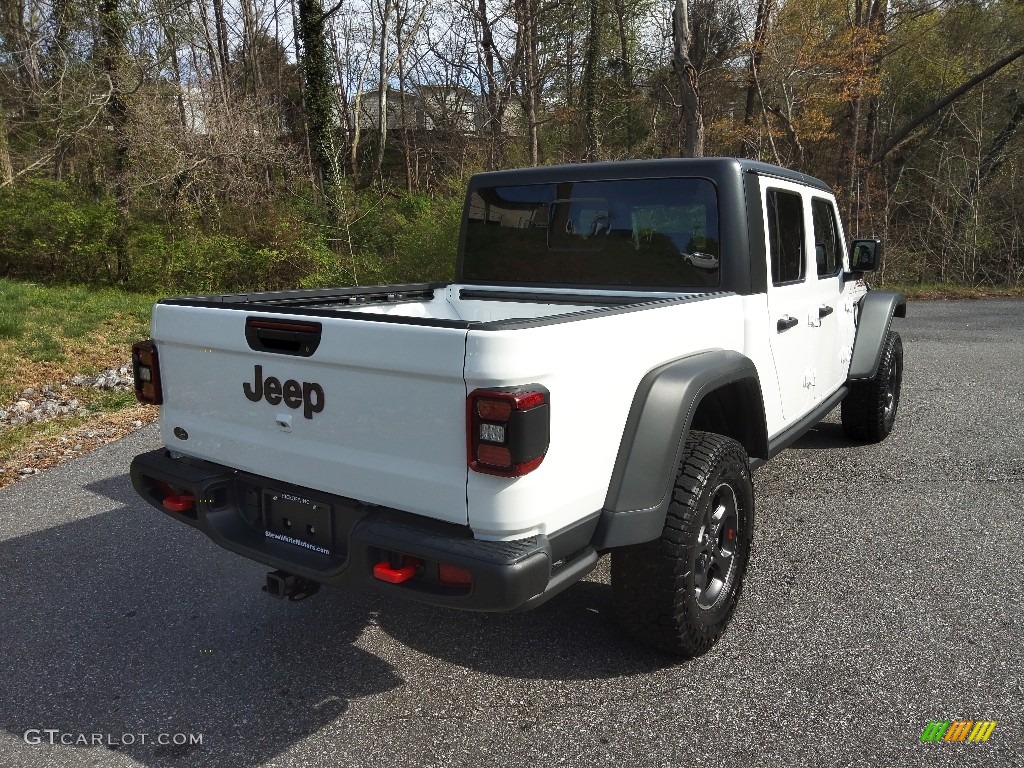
[263,570,321,601]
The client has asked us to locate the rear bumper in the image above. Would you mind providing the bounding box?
[130,448,597,612]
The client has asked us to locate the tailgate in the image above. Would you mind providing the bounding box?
[151,304,470,525]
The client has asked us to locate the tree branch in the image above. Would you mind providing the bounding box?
[872,45,1024,164]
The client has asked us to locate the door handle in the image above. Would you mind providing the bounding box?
[818,305,834,318]
[777,315,798,332]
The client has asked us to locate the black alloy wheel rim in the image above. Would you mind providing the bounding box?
[694,482,740,609]
[884,355,901,425]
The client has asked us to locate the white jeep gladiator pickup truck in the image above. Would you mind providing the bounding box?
[130,158,906,656]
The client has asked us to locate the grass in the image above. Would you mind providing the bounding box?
[0,279,160,464]
[0,413,94,464]
[0,279,158,403]
[86,389,138,412]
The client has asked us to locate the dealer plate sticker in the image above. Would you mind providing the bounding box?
[263,492,333,555]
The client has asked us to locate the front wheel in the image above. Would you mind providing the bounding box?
[842,330,903,442]
[611,431,754,657]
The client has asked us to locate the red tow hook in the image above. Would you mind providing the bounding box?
[162,494,195,513]
[373,557,420,584]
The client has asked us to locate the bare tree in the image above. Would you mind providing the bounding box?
[740,0,773,156]
[672,0,703,157]
[581,0,602,161]
[0,95,13,184]
[98,0,131,281]
[373,0,397,179]
[296,0,346,207]
[515,0,543,165]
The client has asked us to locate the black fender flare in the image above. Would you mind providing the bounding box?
[848,291,907,381]
[592,350,768,549]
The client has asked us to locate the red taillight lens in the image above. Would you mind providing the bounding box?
[477,399,512,420]
[132,340,163,405]
[477,444,511,467]
[467,386,550,477]
[438,563,473,587]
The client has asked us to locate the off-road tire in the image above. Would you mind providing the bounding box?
[841,330,903,442]
[611,431,754,657]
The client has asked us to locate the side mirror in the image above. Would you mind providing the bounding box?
[849,239,882,272]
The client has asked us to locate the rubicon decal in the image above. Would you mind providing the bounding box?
[920,720,997,743]
[243,365,325,419]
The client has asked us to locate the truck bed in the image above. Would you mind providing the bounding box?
[161,283,709,327]
[151,282,741,537]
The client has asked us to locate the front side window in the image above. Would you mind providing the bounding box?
[766,189,805,285]
[811,198,841,277]
[462,178,720,288]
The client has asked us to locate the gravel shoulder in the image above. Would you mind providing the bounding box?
[0,365,158,488]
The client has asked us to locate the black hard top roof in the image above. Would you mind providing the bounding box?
[467,157,833,195]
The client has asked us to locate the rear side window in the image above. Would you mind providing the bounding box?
[462,178,720,289]
[766,189,805,285]
[811,198,841,277]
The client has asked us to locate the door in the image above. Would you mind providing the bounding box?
[762,181,816,424]
[806,196,846,398]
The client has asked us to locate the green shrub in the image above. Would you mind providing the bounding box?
[0,179,464,294]
[0,180,116,283]
[348,190,460,285]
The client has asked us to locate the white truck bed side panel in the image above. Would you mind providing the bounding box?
[464,295,746,539]
[151,305,470,524]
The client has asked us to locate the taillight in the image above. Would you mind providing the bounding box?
[132,340,163,405]
[438,563,473,587]
[467,386,550,477]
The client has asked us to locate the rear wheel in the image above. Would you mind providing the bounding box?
[842,330,903,442]
[611,431,754,657]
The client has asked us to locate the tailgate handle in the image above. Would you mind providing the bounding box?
[245,318,322,357]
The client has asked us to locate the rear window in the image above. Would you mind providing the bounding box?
[461,178,720,288]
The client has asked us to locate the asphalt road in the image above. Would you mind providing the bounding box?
[1,299,1021,768]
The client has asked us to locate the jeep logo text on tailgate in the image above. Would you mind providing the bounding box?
[243,365,325,419]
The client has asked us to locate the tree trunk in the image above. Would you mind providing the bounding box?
[476,0,502,169]
[0,95,13,185]
[195,0,229,113]
[240,0,261,95]
[612,0,634,152]
[297,0,343,209]
[374,0,395,180]
[211,0,231,92]
[837,0,885,221]
[582,0,602,161]
[164,24,188,129]
[99,0,131,282]
[521,0,541,165]
[837,95,861,220]
[672,0,703,157]
[341,18,375,182]
[741,0,773,157]
[2,0,42,95]
[949,91,1024,255]
[330,26,355,176]
[396,3,413,192]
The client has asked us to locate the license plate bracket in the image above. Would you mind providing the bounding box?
[263,491,333,554]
